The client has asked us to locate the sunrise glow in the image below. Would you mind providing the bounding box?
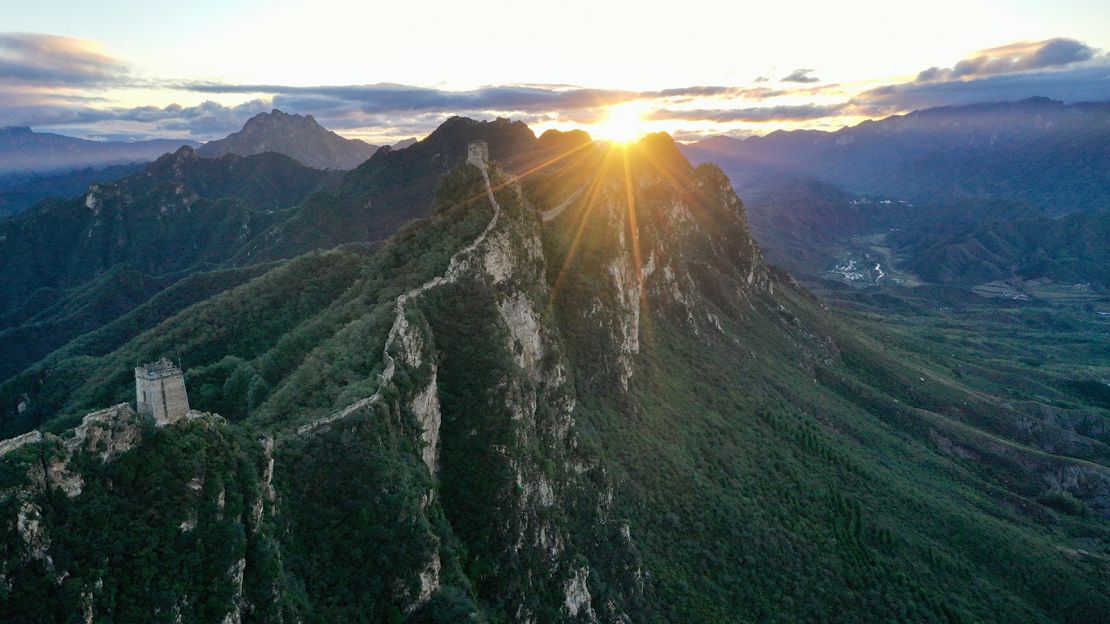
[590,102,653,144]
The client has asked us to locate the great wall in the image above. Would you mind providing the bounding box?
[296,141,501,435]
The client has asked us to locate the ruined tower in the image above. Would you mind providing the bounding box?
[467,140,489,168]
[135,358,190,425]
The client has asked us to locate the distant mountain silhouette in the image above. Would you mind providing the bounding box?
[0,163,145,217]
[0,126,196,174]
[197,109,378,169]
[683,97,1110,214]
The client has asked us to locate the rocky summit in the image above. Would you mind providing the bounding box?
[197,109,379,170]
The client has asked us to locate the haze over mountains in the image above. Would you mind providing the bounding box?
[0,163,147,217]
[0,126,197,174]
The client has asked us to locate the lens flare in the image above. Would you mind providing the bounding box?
[591,102,651,143]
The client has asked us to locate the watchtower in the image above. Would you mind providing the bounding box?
[467,140,489,168]
[135,358,190,425]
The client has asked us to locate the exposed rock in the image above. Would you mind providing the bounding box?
[414,551,441,609]
[250,434,276,529]
[1044,464,1110,519]
[84,185,101,214]
[0,430,42,458]
[607,253,642,389]
[499,293,545,379]
[564,566,597,620]
[64,404,143,463]
[411,373,442,475]
[222,557,246,624]
[16,500,53,569]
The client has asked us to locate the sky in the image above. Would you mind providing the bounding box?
[2,0,1109,143]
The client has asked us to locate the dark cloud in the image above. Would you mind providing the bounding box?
[0,98,270,140]
[916,38,1098,83]
[180,82,785,115]
[0,33,128,87]
[914,66,949,83]
[856,62,1110,113]
[133,100,272,135]
[649,103,848,122]
[780,69,819,83]
[181,82,639,114]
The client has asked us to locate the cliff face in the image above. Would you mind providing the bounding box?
[1,131,1107,623]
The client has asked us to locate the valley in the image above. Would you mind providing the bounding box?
[825,231,918,287]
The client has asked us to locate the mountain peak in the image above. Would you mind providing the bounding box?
[197,110,377,170]
[241,109,321,130]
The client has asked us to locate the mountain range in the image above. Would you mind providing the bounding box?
[0,117,551,383]
[0,111,423,217]
[0,114,1107,623]
[683,98,1110,289]
[682,97,1110,214]
[0,126,197,174]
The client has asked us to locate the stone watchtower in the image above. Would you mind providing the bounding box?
[467,140,489,168]
[135,358,190,425]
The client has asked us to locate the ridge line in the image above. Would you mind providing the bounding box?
[296,163,502,435]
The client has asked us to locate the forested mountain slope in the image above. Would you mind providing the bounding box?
[0,117,548,384]
[0,131,1106,623]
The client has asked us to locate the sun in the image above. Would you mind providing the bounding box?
[591,102,651,144]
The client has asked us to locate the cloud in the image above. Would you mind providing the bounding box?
[1,31,1106,143]
[780,68,819,83]
[181,82,640,114]
[915,37,1098,83]
[125,99,272,135]
[0,98,271,140]
[0,33,128,87]
[649,103,848,122]
[855,62,1110,113]
[856,38,1110,114]
[179,82,788,115]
